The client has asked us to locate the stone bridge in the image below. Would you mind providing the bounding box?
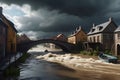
[17,39,76,53]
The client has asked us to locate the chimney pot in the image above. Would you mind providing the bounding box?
[109,17,112,22]
[93,24,95,27]
[79,26,81,30]
[0,7,3,14]
[76,27,78,31]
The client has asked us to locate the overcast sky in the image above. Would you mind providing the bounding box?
[0,0,120,40]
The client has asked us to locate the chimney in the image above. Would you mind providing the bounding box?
[109,17,112,22]
[74,31,76,34]
[93,23,95,27]
[76,27,78,31]
[79,26,81,30]
[0,7,3,14]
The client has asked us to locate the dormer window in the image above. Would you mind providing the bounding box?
[99,26,103,31]
[91,29,95,32]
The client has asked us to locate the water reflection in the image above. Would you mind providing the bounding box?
[19,51,120,80]
[19,52,79,80]
[2,45,120,80]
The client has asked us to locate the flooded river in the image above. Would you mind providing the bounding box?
[19,52,80,80]
[19,51,120,80]
[2,45,120,80]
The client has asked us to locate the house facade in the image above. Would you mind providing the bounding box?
[54,34,67,42]
[87,18,117,51]
[0,20,7,59]
[0,7,17,54]
[68,26,87,44]
[114,26,120,56]
[49,34,68,49]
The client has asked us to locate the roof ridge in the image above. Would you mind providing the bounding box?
[96,20,110,27]
[88,19,112,35]
[1,14,18,32]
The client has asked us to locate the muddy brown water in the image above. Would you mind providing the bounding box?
[1,49,120,80]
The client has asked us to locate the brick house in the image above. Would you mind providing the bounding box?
[87,18,117,51]
[68,26,87,44]
[114,26,120,56]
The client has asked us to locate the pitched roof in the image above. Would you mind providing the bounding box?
[0,8,17,33]
[115,26,120,32]
[56,34,65,38]
[54,34,67,40]
[0,19,8,28]
[1,14,18,33]
[69,26,83,37]
[87,18,117,35]
[88,20,111,35]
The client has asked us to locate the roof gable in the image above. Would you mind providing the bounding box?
[88,18,116,35]
[0,13,17,33]
[69,26,86,37]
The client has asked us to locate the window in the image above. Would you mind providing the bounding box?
[93,36,96,42]
[97,36,100,42]
[91,29,95,32]
[89,37,92,42]
[99,26,103,31]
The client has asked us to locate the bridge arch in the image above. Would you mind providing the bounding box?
[17,39,75,53]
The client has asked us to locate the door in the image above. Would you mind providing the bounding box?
[117,44,120,55]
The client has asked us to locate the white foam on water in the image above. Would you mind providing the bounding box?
[36,53,120,75]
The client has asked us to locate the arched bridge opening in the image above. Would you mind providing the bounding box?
[17,39,76,53]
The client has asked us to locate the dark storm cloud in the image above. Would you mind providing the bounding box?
[0,0,113,17]
[1,0,120,39]
[18,9,83,32]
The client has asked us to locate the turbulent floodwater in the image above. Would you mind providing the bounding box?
[19,52,80,80]
[19,51,120,80]
[2,45,120,80]
[36,53,120,75]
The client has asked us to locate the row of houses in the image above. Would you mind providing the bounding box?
[68,18,120,56]
[0,7,30,61]
[46,17,119,56]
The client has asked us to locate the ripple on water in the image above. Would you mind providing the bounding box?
[18,51,120,80]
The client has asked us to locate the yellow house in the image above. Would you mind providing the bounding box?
[68,26,87,44]
[0,7,17,54]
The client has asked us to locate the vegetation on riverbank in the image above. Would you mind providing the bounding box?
[4,66,20,77]
[3,53,31,77]
[80,49,113,56]
[72,42,112,56]
[80,50,98,56]
[18,53,31,63]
